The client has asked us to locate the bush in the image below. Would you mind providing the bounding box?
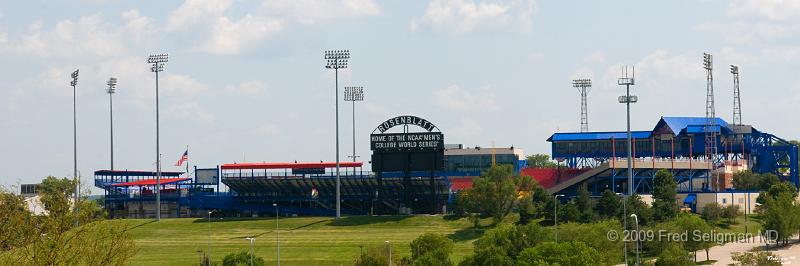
[701,203,722,223]
[408,233,453,266]
[655,243,692,266]
[731,251,782,266]
[721,204,740,223]
[222,251,266,266]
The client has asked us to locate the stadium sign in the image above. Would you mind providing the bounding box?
[375,115,437,133]
[370,115,444,172]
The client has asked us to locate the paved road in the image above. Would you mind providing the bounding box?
[707,236,799,265]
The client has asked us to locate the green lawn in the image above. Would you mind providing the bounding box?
[122,215,481,266]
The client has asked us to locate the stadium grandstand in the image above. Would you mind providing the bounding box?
[533,116,797,196]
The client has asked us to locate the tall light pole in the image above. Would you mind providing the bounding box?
[274,203,280,266]
[344,86,364,162]
[572,78,592,133]
[245,237,255,266]
[630,214,641,266]
[385,240,392,266]
[617,66,636,195]
[325,50,350,219]
[148,53,168,221]
[553,194,565,242]
[70,69,79,224]
[107,77,117,171]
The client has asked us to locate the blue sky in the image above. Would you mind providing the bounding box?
[1,0,799,193]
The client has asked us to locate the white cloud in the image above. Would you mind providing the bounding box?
[584,51,605,64]
[202,15,284,54]
[261,0,381,24]
[762,46,800,62]
[727,0,800,21]
[695,21,795,45]
[570,68,594,81]
[164,102,214,124]
[166,0,233,31]
[225,80,268,95]
[527,52,544,62]
[1,11,154,58]
[411,0,536,34]
[433,84,498,111]
[252,123,282,137]
[162,74,209,96]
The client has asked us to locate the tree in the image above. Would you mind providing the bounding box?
[701,203,722,224]
[0,176,135,265]
[595,189,622,219]
[466,165,533,224]
[559,200,581,223]
[0,189,35,251]
[655,242,692,266]
[408,233,453,266]
[575,183,595,222]
[671,214,714,262]
[652,170,679,222]
[530,185,554,220]
[556,220,624,265]
[626,194,653,226]
[525,154,557,168]
[761,182,800,246]
[758,173,782,191]
[516,241,601,266]
[732,170,761,191]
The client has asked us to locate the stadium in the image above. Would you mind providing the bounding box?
[91,111,798,218]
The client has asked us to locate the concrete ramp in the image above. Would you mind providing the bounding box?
[546,159,712,194]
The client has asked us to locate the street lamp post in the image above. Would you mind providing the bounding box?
[324,50,350,219]
[70,69,79,224]
[344,86,364,162]
[107,77,117,171]
[148,53,168,221]
[274,203,280,266]
[385,240,392,266]
[630,214,641,266]
[554,194,565,242]
[207,210,212,262]
[245,237,255,266]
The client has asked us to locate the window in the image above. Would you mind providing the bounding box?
[722,198,727,204]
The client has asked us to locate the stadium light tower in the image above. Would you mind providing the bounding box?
[572,79,592,132]
[324,49,350,219]
[148,53,168,221]
[344,86,364,162]
[107,77,117,171]
[617,66,636,196]
[731,65,741,125]
[703,53,718,190]
[70,69,80,222]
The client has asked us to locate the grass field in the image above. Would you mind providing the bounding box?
[123,215,482,265]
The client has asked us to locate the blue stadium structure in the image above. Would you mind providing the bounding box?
[545,116,798,195]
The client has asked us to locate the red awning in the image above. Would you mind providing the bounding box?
[221,162,363,170]
[111,178,191,187]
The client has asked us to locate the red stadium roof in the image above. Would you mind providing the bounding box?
[220,162,363,170]
[111,178,191,187]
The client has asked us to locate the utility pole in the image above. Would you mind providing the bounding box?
[617,66,637,266]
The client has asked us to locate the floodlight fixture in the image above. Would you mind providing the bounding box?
[703,53,712,71]
[325,50,350,69]
[107,77,117,94]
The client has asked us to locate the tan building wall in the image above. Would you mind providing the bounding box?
[676,192,759,214]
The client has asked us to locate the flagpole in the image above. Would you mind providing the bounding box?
[186,145,189,178]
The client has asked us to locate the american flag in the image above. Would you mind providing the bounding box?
[174,150,188,166]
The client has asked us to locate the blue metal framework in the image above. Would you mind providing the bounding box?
[547,116,798,194]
